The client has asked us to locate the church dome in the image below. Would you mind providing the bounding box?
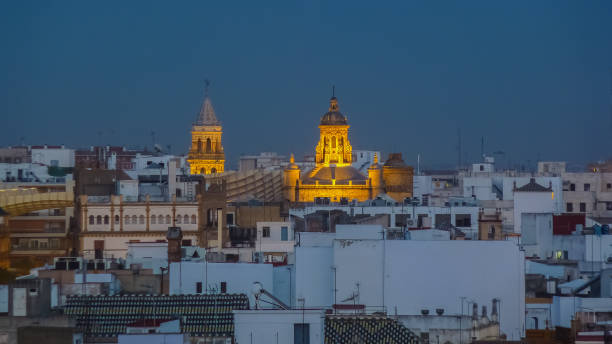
[320,97,348,125]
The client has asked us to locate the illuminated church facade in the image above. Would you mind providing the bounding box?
[283,96,414,203]
[187,92,225,175]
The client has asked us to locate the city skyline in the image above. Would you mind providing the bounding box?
[1,1,611,169]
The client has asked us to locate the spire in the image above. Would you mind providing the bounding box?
[196,80,220,126]
[290,153,295,164]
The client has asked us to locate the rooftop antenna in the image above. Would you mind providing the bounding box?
[457,128,462,169]
[481,136,484,161]
[332,85,335,98]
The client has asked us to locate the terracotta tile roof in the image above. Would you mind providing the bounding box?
[515,178,552,192]
[325,315,420,343]
[63,294,248,339]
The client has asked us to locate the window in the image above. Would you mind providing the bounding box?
[262,226,270,238]
[49,239,60,249]
[139,215,144,224]
[89,215,94,225]
[281,226,288,241]
[566,203,573,212]
[191,215,197,224]
[294,324,310,344]
[166,215,171,224]
[158,215,163,224]
[196,282,202,294]
[226,213,234,226]
[125,215,130,224]
[607,183,611,190]
[183,214,189,224]
[607,202,612,211]
[96,215,102,224]
[220,281,227,294]
[176,215,182,224]
[479,165,484,171]
[151,215,156,224]
[488,225,496,240]
[455,214,471,227]
[132,215,137,224]
[580,202,586,212]
[584,183,591,191]
[182,239,192,246]
[570,184,576,191]
[104,215,109,224]
[114,215,120,224]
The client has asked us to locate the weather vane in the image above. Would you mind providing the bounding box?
[204,79,211,97]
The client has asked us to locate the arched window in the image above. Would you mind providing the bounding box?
[176,215,182,224]
[151,215,156,224]
[131,215,137,224]
[332,136,336,148]
[211,168,217,173]
[191,215,197,224]
[89,215,94,225]
[158,215,163,224]
[139,215,145,224]
[104,215,109,224]
[96,215,102,224]
[124,215,130,224]
[206,138,212,153]
[197,139,202,153]
[165,215,171,224]
[200,168,206,174]
[183,215,189,224]
[114,215,120,224]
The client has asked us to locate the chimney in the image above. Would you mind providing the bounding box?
[480,305,490,326]
[167,227,183,263]
[472,302,479,330]
[491,299,499,323]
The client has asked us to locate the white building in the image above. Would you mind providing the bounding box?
[233,309,326,344]
[169,261,274,306]
[30,145,75,168]
[255,221,294,263]
[290,202,479,239]
[293,226,526,339]
[513,178,560,233]
[351,150,381,173]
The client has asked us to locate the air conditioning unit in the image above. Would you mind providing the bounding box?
[405,219,415,227]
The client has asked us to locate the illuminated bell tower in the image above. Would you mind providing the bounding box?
[314,96,353,167]
[187,83,225,175]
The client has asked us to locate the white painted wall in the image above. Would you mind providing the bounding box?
[169,262,274,307]
[413,175,433,199]
[118,334,188,344]
[234,309,325,344]
[31,147,75,167]
[315,238,526,340]
[463,176,498,200]
[514,191,557,233]
[522,213,553,258]
[82,234,199,259]
[295,247,333,308]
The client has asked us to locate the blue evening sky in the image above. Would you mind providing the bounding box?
[1,1,611,169]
